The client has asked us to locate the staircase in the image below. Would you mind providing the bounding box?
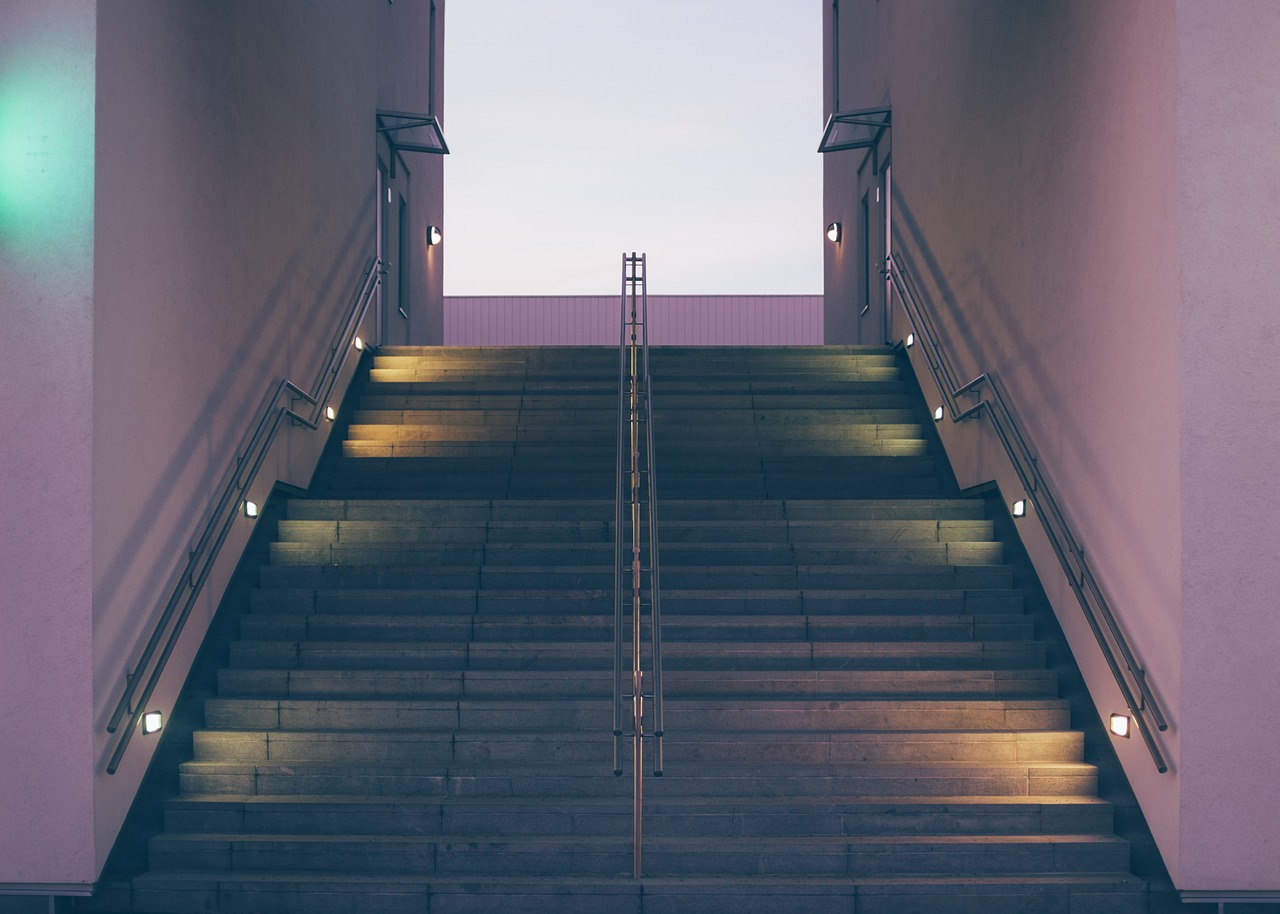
[90,345,1166,913]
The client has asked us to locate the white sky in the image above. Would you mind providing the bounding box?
[442,0,823,296]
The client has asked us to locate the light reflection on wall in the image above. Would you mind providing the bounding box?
[0,36,94,263]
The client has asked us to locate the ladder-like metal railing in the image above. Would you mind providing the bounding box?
[613,251,665,879]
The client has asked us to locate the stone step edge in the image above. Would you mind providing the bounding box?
[169,792,1112,808]
[124,869,1151,891]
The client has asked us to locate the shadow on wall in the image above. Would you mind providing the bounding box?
[890,188,1177,692]
[92,196,374,736]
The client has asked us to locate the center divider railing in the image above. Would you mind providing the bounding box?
[613,251,665,879]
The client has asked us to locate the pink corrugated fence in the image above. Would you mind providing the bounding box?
[443,295,824,346]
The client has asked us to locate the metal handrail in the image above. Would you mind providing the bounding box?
[886,248,1169,773]
[613,251,665,879]
[104,255,382,775]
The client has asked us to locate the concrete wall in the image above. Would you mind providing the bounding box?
[1174,0,1280,892]
[0,0,98,892]
[445,295,824,346]
[0,0,443,891]
[822,0,892,345]
[826,0,1280,893]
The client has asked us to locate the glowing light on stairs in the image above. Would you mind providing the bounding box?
[141,711,163,735]
[243,500,259,518]
[1012,499,1027,518]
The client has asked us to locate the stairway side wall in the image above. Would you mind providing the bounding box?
[0,0,98,890]
[85,0,443,884]
[826,0,1189,880]
[1173,0,1280,892]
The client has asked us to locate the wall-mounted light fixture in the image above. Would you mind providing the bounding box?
[826,222,842,243]
[325,406,337,422]
[1109,713,1131,739]
[427,225,443,246]
[142,711,164,735]
[244,500,259,518]
[1012,499,1027,518]
[933,406,944,422]
[354,336,364,351]
[905,333,915,349]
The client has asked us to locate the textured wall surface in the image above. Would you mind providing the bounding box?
[0,0,98,888]
[445,295,824,346]
[1173,0,1280,891]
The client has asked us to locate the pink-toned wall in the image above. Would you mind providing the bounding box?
[1173,0,1280,891]
[445,295,824,346]
[0,0,442,893]
[0,0,98,891]
[828,0,1280,893]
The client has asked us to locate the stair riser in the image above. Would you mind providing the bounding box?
[147,836,1128,878]
[190,730,1082,765]
[236,617,1035,643]
[164,801,1112,838]
[215,668,1059,700]
[180,767,1100,800]
[227,642,1047,672]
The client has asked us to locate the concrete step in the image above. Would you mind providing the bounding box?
[256,562,1017,591]
[145,830,1130,878]
[273,518,996,546]
[115,871,1153,914]
[250,580,1024,609]
[162,794,1114,839]
[267,540,1004,567]
[117,871,1150,914]
[281,497,990,523]
[192,727,1080,762]
[178,760,1101,799]
[235,612,1035,644]
[215,668,1059,700]
[227,638,1047,671]
[343,440,933,458]
[199,697,1072,733]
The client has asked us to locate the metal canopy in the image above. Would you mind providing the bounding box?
[817,106,891,154]
[377,109,450,156]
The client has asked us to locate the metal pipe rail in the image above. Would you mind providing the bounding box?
[104,255,382,775]
[613,251,665,879]
[885,248,1169,773]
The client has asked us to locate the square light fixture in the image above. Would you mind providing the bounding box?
[325,406,337,422]
[427,225,443,246]
[1012,499,1027,518]
[905,333,915,349]
[354,336,364,351]
[142,711,163,735]
[826,222,842,243]
[1109,713,1131,739]
[244,500,259,518]
[933,406,944,422]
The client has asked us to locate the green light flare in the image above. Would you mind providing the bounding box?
[0,39,94,258]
